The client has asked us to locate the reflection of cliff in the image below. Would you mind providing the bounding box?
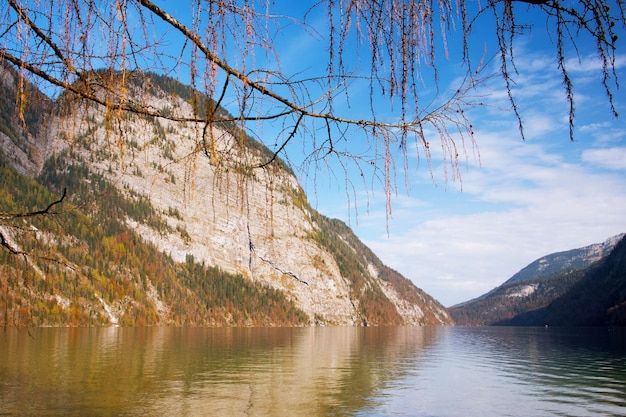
[139,327,438,416]
[151,327,436,416]
[0,327,437,416]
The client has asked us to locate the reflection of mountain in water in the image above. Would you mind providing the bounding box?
[0,327,438,416]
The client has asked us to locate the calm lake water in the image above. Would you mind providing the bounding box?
[1,326,625,416]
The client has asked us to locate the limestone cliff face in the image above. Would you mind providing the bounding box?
[1,69,452,326]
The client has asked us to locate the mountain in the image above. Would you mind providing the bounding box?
[449,233,625,326]
[0,61,53,176]
[0,63,452,327]
[503,233,624,284]
[498,235,626,326]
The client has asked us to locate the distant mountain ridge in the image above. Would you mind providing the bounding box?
[499,235,626,326]
[450,233,626,326]
[0,62,452,327]
[504,233,624,284]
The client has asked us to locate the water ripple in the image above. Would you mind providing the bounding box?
[1,326,625,417]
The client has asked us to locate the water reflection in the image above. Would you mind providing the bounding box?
[357,327,626,417]
[2,327,625,416]
[0,327,437,416]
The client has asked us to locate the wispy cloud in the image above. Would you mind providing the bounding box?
[363,129,626,306]
[348,45,626,307]
[582,147,626,170]
[565,54,626,73]
[296,24,626,307]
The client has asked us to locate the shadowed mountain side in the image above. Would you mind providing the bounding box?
[450,234,625,326]
[496,235,626,326]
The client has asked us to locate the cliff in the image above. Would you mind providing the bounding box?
[0,65,451,326]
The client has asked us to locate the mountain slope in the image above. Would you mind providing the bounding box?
[449,234,625,326]
[0,154,309,326]
[504,234,624,284]
[0,65,452,326]
[0,61,53,176]
[498,235,626,326]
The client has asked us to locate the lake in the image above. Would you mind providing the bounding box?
[1,326,625,416]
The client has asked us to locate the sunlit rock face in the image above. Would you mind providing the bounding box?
[1,68,452,326]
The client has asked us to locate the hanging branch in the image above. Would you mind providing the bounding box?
[0,188,67,221]
[256,112,304,168]
[0,0,622,223]
[0,189,66,255]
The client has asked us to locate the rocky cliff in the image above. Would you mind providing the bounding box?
[0,65,451,326]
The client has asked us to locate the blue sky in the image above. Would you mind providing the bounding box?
[156,1,626,307]
[335,42,626,307]
[246,2,626,307]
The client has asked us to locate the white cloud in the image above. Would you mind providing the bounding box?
[517,112,558,140]
[353,112,626,307]
[582,147,626,171]
[577,122,626,144]
[579,122,612,131]
[313,36,626,308]
[565,54,626,73]
[363,142,626,306]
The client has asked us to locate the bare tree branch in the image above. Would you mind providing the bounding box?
[0,188,67,221]
[0,0,622,222]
